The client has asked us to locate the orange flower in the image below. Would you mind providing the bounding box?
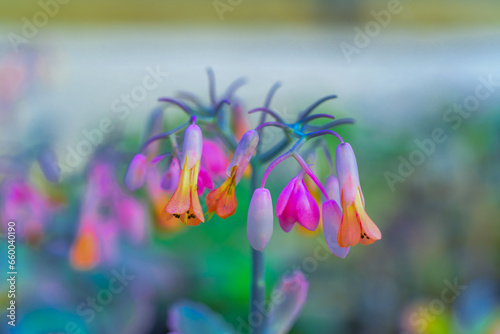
[336,143,381,247]
[205,166,238,219]
[164,124,205,225]
[206,130,259,219]
[70,226,100,270]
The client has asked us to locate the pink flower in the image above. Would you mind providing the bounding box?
[124,153,148,191]
[247,188,273,251]
[161,158,181,193]
[1,178,52,243]
[201,139,229,179]
[276,172,320,233]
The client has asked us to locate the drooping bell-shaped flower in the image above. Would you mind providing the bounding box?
[276,172,320,233]
[247,188,273,251]
[206,130,258,219]
[336,143,381,247]
[124,153,148,191]
[165,124,205,225]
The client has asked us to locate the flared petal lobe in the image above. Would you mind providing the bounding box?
[276,176,320,233]
[247,188,273,251]
[337,189,381,247]
[322,200,350,258]
[205,166,237,219]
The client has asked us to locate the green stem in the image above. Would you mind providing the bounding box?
[250,163,266,334]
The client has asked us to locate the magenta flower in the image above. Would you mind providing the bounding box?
[276,172,320,233]
[71,161,147,270]
[247,188,273,251]
[201,139,229,179]
[1,178,52,243]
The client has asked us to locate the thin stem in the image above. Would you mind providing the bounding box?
[306,129,344,144]
[140,120,190,152]
[261,151,292,188]
[293,153,329,200]
[206,67,216,106]
[222,76,247,100]
[264,81,282,108]
[255,122,292,133]
[250,162,266,334]
[304,118,355,131]
[214,99,231,115]
[300,113,335,124]
[158,98,194,116]
[297,95,337,120]
[260,138,305,188]
[258,138,291,164]
[248,107,285,123]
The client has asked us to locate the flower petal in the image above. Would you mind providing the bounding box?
[265,270,309,334]
[325,174,340,204]
[165,159,192,215]
[189,162,204,224]
[337,192,361,247]
[215,180,237,219]
[201,139,229,177]
[276,176,297,217]
[197,168,214,196]
[295,181,320,231]
[322,200,350,258]
[354,189,381,244]
[247,188,273,251]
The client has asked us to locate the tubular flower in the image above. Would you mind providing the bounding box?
[322,175,350,258]
[164,124,205,226]
[247,188,273,251]
[276,171,320,233]
[205,130,259,219]
[336,143,381,247]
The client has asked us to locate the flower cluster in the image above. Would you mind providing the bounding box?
[125,69,381,259]
[125,69,258,227]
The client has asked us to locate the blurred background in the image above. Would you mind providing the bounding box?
[1,0,500,333]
